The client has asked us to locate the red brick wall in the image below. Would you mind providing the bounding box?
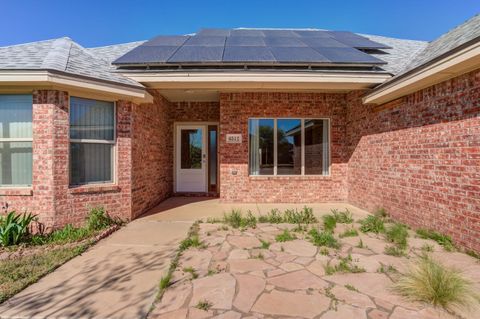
[1,90,134,230]
[346,69,480,251]
[219,92,348,203]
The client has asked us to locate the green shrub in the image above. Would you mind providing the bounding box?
[275,229,296,242]
[359,215,385,234]
[179,235,203,251]
[241,211,257,228]
[339,227,358,238]
[260,240,270,249]
[283,207,317,225]
[0,211,37,247]
[85,207,116,231]
[223,209,243,228]
[322,214,337,233]
[309,228,340,248]
[385,223,408,249]
[394,256,480,311]
[416,229,454,251]
[258,209,283,224]
[331,209,353,224]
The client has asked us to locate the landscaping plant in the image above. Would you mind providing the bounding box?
[331,209,353,224]
[415,229,454,251]
[0,211,36,247]
[359,215,385,234]
[275,229,296,242]
[309,228,340,248]
[322,214,337,233]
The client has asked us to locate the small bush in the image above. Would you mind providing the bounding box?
[331,209,353,224]
[283,207,317,225]
[394,256,480,311]
[0,211,36,247]
[196,299,213,311]
[259,209,283,224]
[339,227,358,238]
[416,229,454,251]
[309,228,340,248]
[179,235,203,251]
[359,215,384,234]
[223,209,243,228]
[275,229,296,242]
[385,223,408,249]
[322,214,337,233]
[260,240,270,249]
[85,207,116,231]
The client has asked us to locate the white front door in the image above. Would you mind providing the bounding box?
[176,125,207,192]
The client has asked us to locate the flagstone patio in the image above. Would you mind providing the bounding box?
[149,215,480,319]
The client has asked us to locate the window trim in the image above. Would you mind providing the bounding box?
[248,117,331,177]
[68,96,117,186]
[0,94,33,187]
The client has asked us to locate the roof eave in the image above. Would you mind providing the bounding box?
[364,37,480,104]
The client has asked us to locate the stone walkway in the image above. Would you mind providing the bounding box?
[149,221,480,319]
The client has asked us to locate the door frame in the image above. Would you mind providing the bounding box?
[173,122,219,193]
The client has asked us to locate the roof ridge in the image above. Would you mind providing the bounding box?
[87,40,146,50]
[41,37,73,71]
[0,36,72,49]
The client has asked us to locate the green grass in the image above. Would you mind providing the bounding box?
[322,214,337,233]
[275,229,296,242]
[385,223,409,249]
[319,247,330,255]
[324,254,365,275]
[309,228,340,248]
[359,215,385,234]
[344,284,359,292]
[196,299,213,311]
[258,207,317,225]
[394,256,480,312]
[416,229,454,251]
[258,209,283,223]
[384,245,406,257]
[339,227,358,238]
[421,243,434,253]
[179,235,204,251]
[159,273,172,290]
[331,209,353,224]
[0,244,87,303]
[377,264,398,274]
[260,240,270,249]
[466,250,480,260]
[183,266,198,279]
[222,210,257,229]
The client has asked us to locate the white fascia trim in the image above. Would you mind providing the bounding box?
[0,70,152,103]
[123,71,391,89]
[364,41,480,104]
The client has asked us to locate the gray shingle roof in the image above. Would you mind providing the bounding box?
[0,37,143,88]
[87,41,146,63]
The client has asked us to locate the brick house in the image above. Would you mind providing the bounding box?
[0,15,479,251]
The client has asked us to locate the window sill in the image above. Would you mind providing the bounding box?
[0,187,33,196]
[249,175,332,180]
[69,184,120,194]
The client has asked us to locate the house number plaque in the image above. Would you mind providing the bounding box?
[226,134,242,143]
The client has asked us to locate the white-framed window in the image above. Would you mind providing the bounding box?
[248,118,330,176]
[0,95,33,187]
[69,97,115,185]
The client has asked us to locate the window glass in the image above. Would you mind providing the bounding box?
[305,119,329,175]
[277,119,301,175]
[249,119,274,175]
[0,95,33,186]
[70,97,115,185]
[180,129,202,169]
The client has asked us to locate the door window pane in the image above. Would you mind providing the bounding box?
[70,143,113,184]
[70,97,114,140]
[277,119,301,175]
[305,119,329,175]
[180,129,202,169]
[208,126,217,191]
[249,119,274,175]
[0,142,33,186]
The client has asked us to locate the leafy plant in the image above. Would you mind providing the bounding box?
[331,209,353,224]
[0,211,37,246]
[322,214,337,233]
[179,235,203,251]
[319,247,330,255]
[196,299,213,311]
[339,227,358,238]
[260,240,270,249]
[258,209,283,224]
[359,215,385,234]
[85,207,117,231]
[223,210,257,229]
[275,229,296,242]
[345,284,359,292]
[283,207,317,225]
[324,254,365,275]
[394,256,480,311]
[183,266,198,279]
[385,223,408,249]
[416,229,454,251]
[309,228,340,248]
[384,245,406,257]
[159,273,172,290]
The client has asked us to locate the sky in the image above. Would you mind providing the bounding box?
[1,0,479,47]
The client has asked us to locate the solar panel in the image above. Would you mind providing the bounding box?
[168,46,224,62]
[294,30,331,37]
[264,37,307,47]
[230,29,265,37]
[299,37,347,48]
[313,47,383,63]
[262,30,298,37]
[114,46,179,64]
[184,36,226,46]
[226,36,266,46]
[270,47,329,63]
[327,31,391,49]
[223,46,275,62]
[143,36,189,46]
[197,29,231,36]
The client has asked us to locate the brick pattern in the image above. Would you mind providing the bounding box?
[219,92,348,203]
[346,68,480,252]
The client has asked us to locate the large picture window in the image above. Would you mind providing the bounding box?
[249,118,329,176]
[70,97,115,185]
[0,95,33,186]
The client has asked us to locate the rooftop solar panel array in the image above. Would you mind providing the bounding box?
[114,28,390,66]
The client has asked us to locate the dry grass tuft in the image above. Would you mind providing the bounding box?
[394,256,480,312]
